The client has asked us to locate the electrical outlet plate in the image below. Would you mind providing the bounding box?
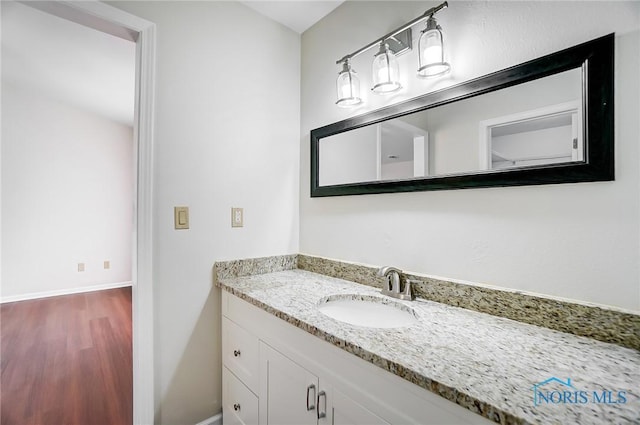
[231,207,243,227]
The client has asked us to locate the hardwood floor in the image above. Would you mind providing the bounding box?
[1,287,132,425]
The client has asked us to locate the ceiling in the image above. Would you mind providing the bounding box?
[1,1,339,128]
[240,1,343,33]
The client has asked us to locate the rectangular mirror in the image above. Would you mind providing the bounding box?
[311,34,614,197]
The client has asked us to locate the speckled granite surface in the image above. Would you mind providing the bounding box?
[298,254,640,351]
[215,254,297,279]
[217,269,640,425]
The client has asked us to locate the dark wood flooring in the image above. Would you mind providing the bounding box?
[1,287,132,425]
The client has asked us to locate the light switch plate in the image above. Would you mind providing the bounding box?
[104,260,110,269]
[78,263,85,272]
[231,207,243,227]
[174,206,189,229]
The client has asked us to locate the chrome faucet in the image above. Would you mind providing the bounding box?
[377,266,414,301]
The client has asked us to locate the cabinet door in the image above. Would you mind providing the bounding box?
[259,343,320,425]
[223,367,259,425]
[331,388,390,425]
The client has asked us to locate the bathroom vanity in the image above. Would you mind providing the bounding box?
[216,258,639,425]
[221,289,491,425]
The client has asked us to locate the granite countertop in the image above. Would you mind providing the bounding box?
[217,269,640,425]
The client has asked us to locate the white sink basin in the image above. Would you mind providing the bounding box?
[317,294,418,328]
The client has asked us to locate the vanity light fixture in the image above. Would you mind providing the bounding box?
[417,14,450,78]
[335,58,362,107]
[334,1,450,107]
[371,41,402,94]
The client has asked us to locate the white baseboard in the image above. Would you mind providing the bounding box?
[194,412,222,425]
[0,281,133,303]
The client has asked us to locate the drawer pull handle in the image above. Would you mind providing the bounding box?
[306,384,316,411]
[233,403,241,411]
[233,349,241,357]
[317,390,326,419]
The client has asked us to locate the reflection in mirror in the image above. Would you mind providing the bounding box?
[318,68,582,186]
[311,34,613,197]
[480,100,583,171]
[380,120,428,181]
[319,120,428,186]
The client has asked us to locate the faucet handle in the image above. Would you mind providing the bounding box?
[403,279,421,300]
[403,279,413,298]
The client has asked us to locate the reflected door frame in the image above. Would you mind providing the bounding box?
[478,100,582,171]
[376,120,429,181]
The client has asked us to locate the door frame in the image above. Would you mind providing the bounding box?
[19,2,157,423]
[478,100,582,170]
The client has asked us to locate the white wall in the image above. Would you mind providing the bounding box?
[1,82,134,299]
[106,2,301,424]
[300,1,640,311]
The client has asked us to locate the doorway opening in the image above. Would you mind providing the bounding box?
[0,1,155,423]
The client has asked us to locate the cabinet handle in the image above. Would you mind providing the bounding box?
[233,349,241,357]
[233,403,241,411]
[306,384,316,411]
[317,391,326,419]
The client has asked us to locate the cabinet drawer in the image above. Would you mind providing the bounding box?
[223,317,259,392]
[223,367,258,425]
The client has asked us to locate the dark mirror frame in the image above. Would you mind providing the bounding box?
[311,33,614,197]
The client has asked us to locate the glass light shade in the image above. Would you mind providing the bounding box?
[371,43,401,94]
[417,19,451,78]
[336,61,362,107]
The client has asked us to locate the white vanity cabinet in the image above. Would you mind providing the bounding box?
[260,342,321,425]
[221,291,493,425]
[222,316,260,425]
[331,388,390,425]
[259,342,389,425]
[222,367,259,425]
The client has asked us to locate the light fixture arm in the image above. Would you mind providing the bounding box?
[335,1,448,65]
